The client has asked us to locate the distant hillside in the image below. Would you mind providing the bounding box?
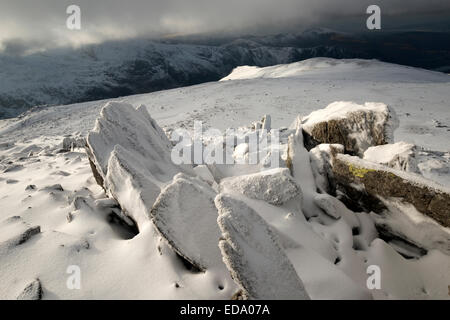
[0,29,449,119]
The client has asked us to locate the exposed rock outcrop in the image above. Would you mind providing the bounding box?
[301,102,399,156]
[332,153,450,228]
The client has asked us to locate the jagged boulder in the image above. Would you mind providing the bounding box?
[151,174,223,272]
[215,194,310,300]
[301,102,399,156]
[86,102,178,182]
[219,168,301,205]
[86,102,193,228]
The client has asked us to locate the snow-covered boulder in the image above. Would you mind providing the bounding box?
[219,168,301,205]
[61,136,86,152]
[332,153,450,252]
[363,142,419,173]
[86,102,181,183]
[151,174,223,272]
[215,194,310,300]
[86,102,192,228]
[103,145,165,228]
[364,143,450,188]
[301,102,399,156]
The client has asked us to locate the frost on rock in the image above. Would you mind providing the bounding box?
[0,216,41,248]
[301,101,399,156]
[219,168,301,206]
[16,279,42,300]
[87,102,181,182]
[332,153,450,252]
[86,102,192,228]
[61,136,86,152]
[364,143,450,188]
[216,194,310,300]
[363,142,419,173]
[151,174,223,271]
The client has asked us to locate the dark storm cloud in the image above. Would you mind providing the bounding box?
[1,0,449,52]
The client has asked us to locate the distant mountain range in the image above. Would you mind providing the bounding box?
[1,28,449,119]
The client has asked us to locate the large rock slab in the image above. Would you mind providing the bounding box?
[87,102,175,180]
[219,168,301,205]
[301,101,399,156]
[332,154,450,254]
[86,102,191,228]
[332,153,450,228]
[151,174,223,272]
[215,194,310,300]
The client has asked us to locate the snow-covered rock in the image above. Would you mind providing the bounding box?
[61,137,86,152]
[363,142,419,173]
[219,168,301,206]
[151,174,222,272]
[86,102,193,228]
[87,102,178,181]
[16,279,43,300]
[332,153,450,252]
[215,194,310,300]
[0,216,41,248]
[1,58,450,300]
[301,101,399,156]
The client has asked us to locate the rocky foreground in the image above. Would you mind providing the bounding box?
[82,101,450,299]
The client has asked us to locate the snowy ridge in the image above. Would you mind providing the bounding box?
[221,58,450,82]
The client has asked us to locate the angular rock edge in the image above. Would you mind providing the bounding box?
[332,153,450,228]
[216,194,310,300]
[17,279,43,300]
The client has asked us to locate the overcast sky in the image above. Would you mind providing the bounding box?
[1,0,450,53]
